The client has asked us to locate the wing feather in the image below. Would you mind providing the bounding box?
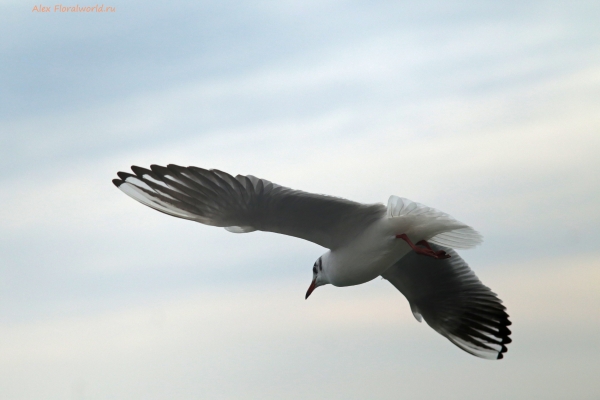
[381,245,511,360]
[113,164,386,249]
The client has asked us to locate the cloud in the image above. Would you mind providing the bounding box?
[1,1,600,398]
[0,254,598,399]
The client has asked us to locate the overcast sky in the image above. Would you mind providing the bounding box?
[1,1,600,399]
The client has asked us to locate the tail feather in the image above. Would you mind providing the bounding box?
[387,196,482,249]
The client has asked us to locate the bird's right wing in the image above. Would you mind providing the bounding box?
[113,164,386,250]
[381,245,511,359]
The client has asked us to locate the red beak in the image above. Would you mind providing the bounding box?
[305,279,317,299]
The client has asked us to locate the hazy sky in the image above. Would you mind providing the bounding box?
[1,1,600,399]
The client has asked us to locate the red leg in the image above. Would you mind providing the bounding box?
[416,240,432,251]
[418,240,449,258]
[396,234,450,259]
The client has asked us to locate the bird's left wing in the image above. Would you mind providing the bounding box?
[113,164,385,249]
[381,245,512,359]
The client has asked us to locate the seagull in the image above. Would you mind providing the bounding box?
[113,164,511,359]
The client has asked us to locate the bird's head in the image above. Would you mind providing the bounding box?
[305,255,330,299]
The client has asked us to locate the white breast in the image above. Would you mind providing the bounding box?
[325,218,412,287]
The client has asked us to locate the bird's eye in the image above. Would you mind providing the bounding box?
[313,266,317,274]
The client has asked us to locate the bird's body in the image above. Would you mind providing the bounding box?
[113,164,511,359]
[323,218,405,287]
[324,216,433,287]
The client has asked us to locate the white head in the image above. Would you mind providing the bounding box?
[305,253,331,299]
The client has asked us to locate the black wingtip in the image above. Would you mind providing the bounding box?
[112,178,123,188]
[150,164,171,177]
[131,165,155,178]
[496,344,509,360]
[131,165,144,177]
[166,163,185,170]
[117,171,136,181]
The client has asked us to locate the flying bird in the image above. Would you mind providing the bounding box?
[113,164,511,359]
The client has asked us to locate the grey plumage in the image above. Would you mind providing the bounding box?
[114,164,385,249]
[114,164,511,360]
[381,244,511,359]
